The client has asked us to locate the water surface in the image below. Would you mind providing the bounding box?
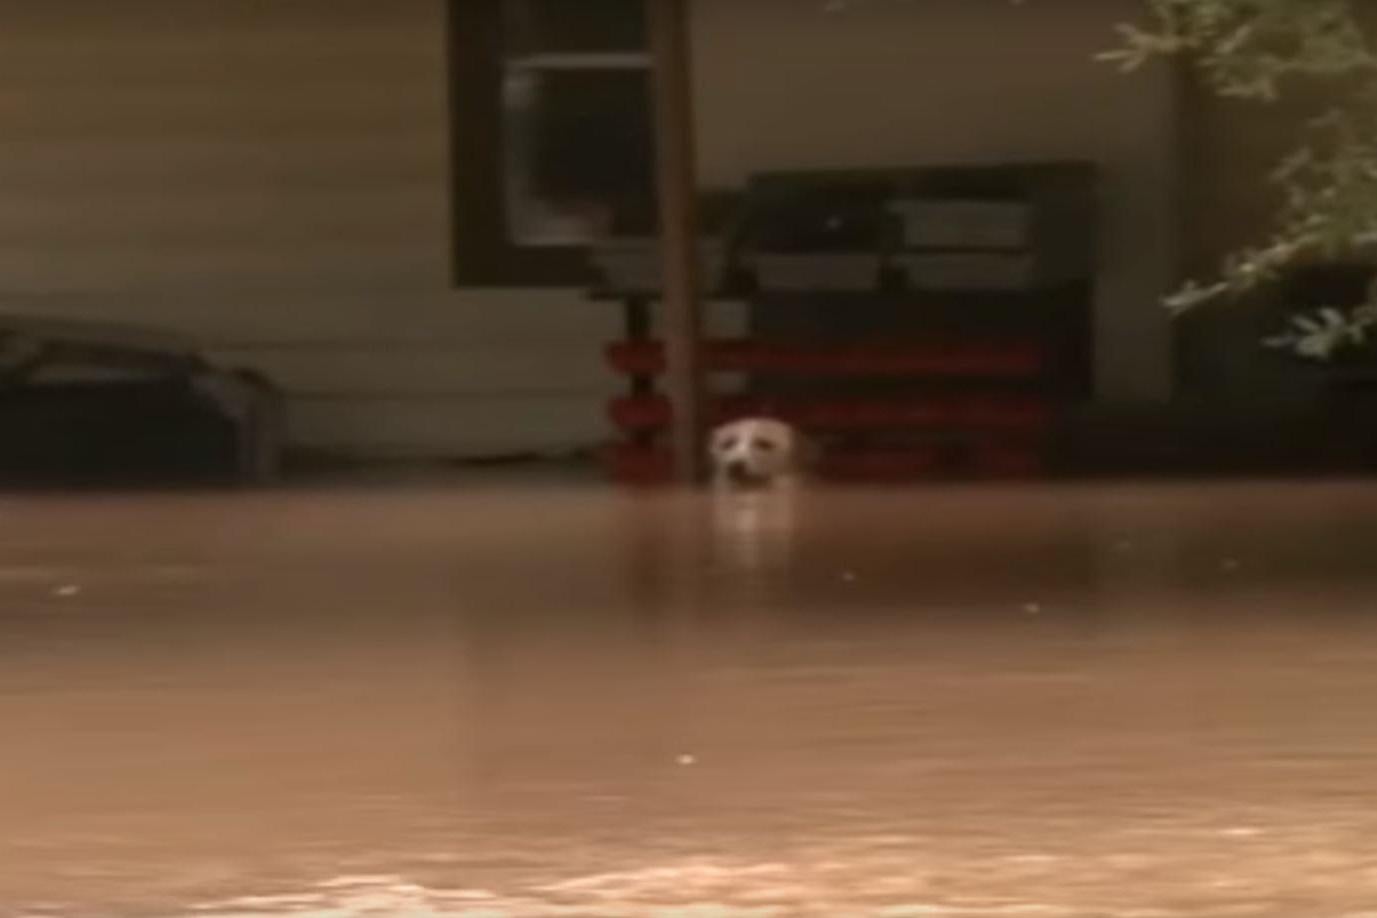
[4,481,1377,916]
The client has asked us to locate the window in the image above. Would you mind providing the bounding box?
[448,0,655,285]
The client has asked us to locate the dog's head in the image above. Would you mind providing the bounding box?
[708,418,804,488]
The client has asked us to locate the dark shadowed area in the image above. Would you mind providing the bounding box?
[5,480,1377,916]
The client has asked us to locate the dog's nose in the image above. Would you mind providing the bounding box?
[725,459,749,478]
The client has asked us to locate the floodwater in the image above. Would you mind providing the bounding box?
[5,480,1377,916]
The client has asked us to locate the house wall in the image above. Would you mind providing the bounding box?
[1172,77,1319,399]
[693,0,1182,405]
[0,0,616,459]
[0,0,1181,460]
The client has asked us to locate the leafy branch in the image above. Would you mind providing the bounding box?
[1104,1,1377,359]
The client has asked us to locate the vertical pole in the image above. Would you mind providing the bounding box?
[648,0,704,483]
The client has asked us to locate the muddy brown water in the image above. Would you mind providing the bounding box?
[4,480,1377,916]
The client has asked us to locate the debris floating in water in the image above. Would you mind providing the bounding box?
[676,753,697,766]
[52,584,81,598]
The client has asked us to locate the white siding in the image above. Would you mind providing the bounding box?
[0,0,626,459]
[0,0,1181,461]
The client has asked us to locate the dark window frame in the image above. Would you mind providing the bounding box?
[446,0,651,287]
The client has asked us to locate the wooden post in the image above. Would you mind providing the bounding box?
[648,0,704,483]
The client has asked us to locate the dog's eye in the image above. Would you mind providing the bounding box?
[752,437,778,452]
[718,436,738,451]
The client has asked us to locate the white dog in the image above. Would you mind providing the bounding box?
[707,418,812,610]
[708,417,810,489]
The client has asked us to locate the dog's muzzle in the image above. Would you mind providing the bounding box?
[723,459,770,487]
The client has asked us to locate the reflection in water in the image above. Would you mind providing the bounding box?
[3,482,1377,915]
